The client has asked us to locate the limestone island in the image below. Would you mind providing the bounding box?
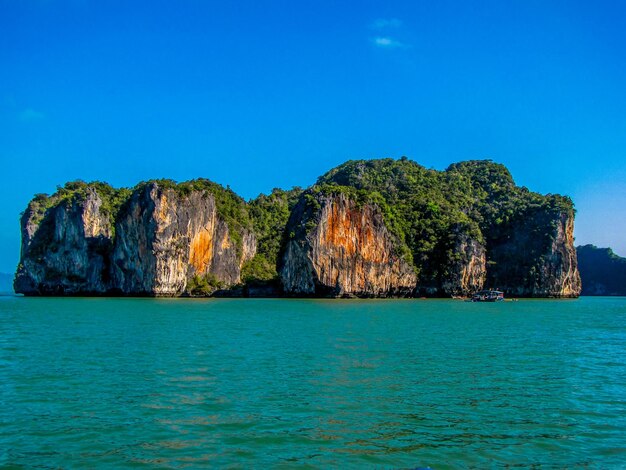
[14,158,581,298]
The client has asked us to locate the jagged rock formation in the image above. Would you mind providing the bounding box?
[279,158,580,297]
[14,187,113,295]
[439,225,487,296]
[486,210,581,297]
[15,180,255,296]
[545,213,582,297]
[14,158,582,298]
[111,182,255,295]
[448,160,581,298]
[280,192,417,297]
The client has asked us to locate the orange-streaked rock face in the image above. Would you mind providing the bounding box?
[189,225,215,274]
[111,183,256,296]
[322,202,387,263]
[281,193,417,297]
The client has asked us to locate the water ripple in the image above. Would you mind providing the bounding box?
[1,296,625,467]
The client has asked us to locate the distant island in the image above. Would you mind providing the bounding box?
[15,158,581,298]
[576,245,626,296]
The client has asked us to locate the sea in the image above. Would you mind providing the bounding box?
[1,296,625,468]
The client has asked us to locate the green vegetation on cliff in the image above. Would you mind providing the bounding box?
[313,158,483,282]
[186,273,225,296]
[142,178,252,231]
[446,160,574,233]
[308,157,575,289]
[141,178,253,257]
[446,160,575,290]
[26,181,132,233]
[23,181,132,262]
[18,157,578,297]
[244,187,303,281]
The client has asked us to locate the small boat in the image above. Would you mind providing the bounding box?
[471,290,504,302]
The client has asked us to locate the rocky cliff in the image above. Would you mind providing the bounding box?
[15,180,255,296]
[111,182,255,296]
[486,208,581,297]
[279,194,488,298]
[446,161,581,298]
[14,158,582,298]
[14,187,113,295]
[439,225,487,296]
[280,192,417,297]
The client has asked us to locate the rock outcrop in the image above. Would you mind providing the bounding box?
[439,226,487,296]
[14,158,583,298]
[14,188,112,295]
[14,180,255,296]
[280,192,417,297]
[486,209,581,297]
[111,183,256,296]
[537,212,581,297]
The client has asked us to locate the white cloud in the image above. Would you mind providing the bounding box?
[19,108,45,122]
[372,36,405,49]
[369,18,411,50]
[371,18,402,29]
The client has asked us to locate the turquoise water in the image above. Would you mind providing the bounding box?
[1,297,625,468]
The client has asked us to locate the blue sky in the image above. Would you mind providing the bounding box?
[1,0,625,273]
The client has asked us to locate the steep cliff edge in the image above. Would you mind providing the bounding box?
[14,179,255,297]
[14,184,116,295]
[446,161,581,297]
[486,208,581,297]
[438,225,487,296]
[280,191,417,296]
[111,180,256,296]
[299,160,490,297]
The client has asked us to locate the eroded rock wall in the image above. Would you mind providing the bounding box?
[486,210,581,297]
[280,193,417,297]
[532,212,581,297]
[14,188,112,295]
[111,183,255,296]
[440,227,487,296]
